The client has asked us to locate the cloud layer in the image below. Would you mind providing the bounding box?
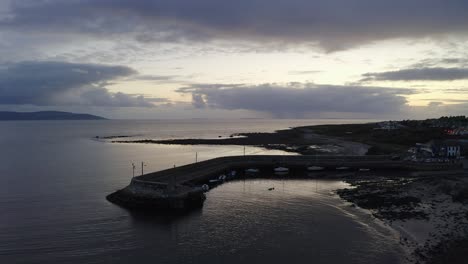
[0,61,155,107]
[361,67,468,82]
[3,0,468,51]
[178,83,413,117]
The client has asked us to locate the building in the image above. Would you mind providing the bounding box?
[446,127,468,136]
[447,145,461,157]
[412,140,462,160]
[429,140,462,159]
[375,121,404,130]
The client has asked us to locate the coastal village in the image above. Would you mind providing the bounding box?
[377,116,468,163]
[304,116,468,163]
[334,116,468,264]
[108,116,468,264]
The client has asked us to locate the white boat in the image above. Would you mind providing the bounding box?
[359,168,371,172]
[218,174,227,181]
[274,167,289,173]
[245,168,259,173]
[336,166,350,170]
[307,166,324,171]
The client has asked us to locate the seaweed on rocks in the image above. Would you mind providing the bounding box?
[337,178,427,221]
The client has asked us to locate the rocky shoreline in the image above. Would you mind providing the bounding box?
[337,174,468,264]
[110,127,370,156]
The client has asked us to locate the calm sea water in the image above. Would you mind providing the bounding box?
[0,119,403,264]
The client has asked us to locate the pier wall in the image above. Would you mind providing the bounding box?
[136,155,460,185]
[108,155,463,210]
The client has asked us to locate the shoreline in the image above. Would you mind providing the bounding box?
[107,120,468,156]
[107,126,371,156]
[103,121,468,263]
[336,174,468,264]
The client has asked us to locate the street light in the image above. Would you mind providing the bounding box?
[132,163,136,178]
[141,161,147,175]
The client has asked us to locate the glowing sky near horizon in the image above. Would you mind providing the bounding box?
[0,0,468,119]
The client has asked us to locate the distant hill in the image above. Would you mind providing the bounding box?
[0,111,107,120]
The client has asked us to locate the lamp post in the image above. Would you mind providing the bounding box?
[132,163,135,178]
[141,161,146,176]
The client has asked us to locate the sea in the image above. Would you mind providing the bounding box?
[0,119,404,264]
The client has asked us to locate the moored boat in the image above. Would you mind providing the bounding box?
[274,167,289,173]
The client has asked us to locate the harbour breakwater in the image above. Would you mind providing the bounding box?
[107,155,463,211]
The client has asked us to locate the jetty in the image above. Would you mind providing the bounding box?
[107,155,462,211]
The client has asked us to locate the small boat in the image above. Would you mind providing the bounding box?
[218,174,227,181]
[209,179,220,183]
[308,166,324,171]
[274,167,289,173]
[359,168,371,172]
[268,187,275,191]
[245,168,259,173]
[336,166,350,170]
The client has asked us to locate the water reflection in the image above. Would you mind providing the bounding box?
[0,120,399,264]
[128,207,204,226]
[121,179,403,264]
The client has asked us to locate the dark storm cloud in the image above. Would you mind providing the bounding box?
[2,0,468,51]
[361,68,468,82]
[0,61,155,107]
[177,83,414,117]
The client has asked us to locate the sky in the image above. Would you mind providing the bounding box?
[0,0,468,119]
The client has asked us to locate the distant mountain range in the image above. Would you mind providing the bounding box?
[0,111,107,120]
